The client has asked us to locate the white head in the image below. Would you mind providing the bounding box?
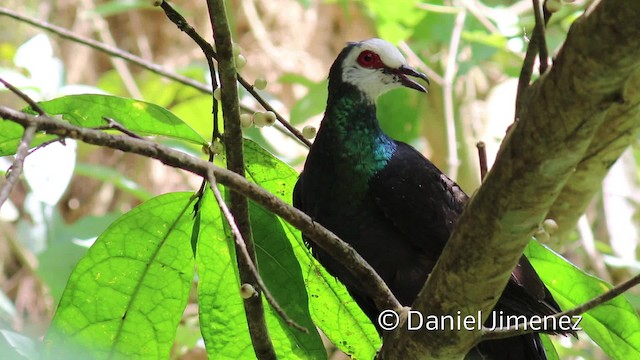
[336,38,429,102]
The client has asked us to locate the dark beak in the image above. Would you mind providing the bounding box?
[395,65,430,93]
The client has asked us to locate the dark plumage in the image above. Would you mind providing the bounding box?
[293,39,563,359]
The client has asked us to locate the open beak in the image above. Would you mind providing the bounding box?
[394,65,430,93]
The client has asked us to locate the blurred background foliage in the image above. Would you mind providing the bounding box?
[0,0,636,359]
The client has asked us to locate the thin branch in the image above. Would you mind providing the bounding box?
[206,170,308,333]
[514,0,548,119]
[398,41,444,86]
[576,215,610,281]
[0,105,402,318]
[0,7,211,95]
[0,125,36,208]
[207,0,276,357]
[0,76,45,115]
[158,1,311,148]
[482,272,640,340]
[81,0,142,99]
[533,0,549,75]
[476,141,488,181]
[442,9,466,179]
[101,117,143,139]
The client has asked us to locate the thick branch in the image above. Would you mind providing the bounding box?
[378,1,640,358]
[548,69,640,240]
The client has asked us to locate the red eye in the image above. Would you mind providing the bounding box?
[357,50,383,68]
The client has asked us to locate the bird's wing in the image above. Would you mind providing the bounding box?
[368,141,468,256]
[369,141,564,319]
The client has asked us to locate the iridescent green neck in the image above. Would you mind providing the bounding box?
[320,88,397,176]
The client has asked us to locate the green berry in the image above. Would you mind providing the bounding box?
[235,54,247,69]
[546,0,562,12]
[213,87,222,101]
[254,78,267,90]
[263,111,276,126]
[253,112,267,127]
[210,140,223,155]
[240,113,253,128]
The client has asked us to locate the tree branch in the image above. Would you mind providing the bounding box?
[548,69,640,241]
[206,0,277,358]
[378,1,640,358]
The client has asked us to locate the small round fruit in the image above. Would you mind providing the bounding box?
[253,78,267,90]
[542,219,559,235]
[210,140,223,155]
[302,125,317,139]
[235,54,247,69]
[240,113,253,128]
[240,283,257,299]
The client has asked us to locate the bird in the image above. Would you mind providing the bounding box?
[293,38,565,359]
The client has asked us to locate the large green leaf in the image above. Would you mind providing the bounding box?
[45,192,197,359]
[196,187,325,360]
[525,240,640,360]
[196,188,255,358]
[243,139,380,358]
[38,94,207,144]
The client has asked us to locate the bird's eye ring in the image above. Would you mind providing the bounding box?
[357,50,383,68]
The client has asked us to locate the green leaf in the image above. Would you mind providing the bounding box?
[539,334,559,360]
[38,94,207,145]
[45,192,197,359]
[0,120,56,156]
[525,240,640,360]
[378,89,422,144]
[289,80,327,125]
[197,162,325,358]
[363,0,428,42]
[196,188,255,358]
[243,139,380,358]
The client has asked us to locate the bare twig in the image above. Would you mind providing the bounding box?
[0,7,211,95]
[442,9,466,179]
[576,215,610,282]
[0,105,401,319]
[206,170,308,333]
[533,0,549,75]
[482,272,640,340]
[398,41,444,86]
[0,76,45,115]
[158,1,311,148]
[81,0,142,98]
[515,0,547,118]
[101,117,143,139]
[0,125,36,208]
[476,141,488,181]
